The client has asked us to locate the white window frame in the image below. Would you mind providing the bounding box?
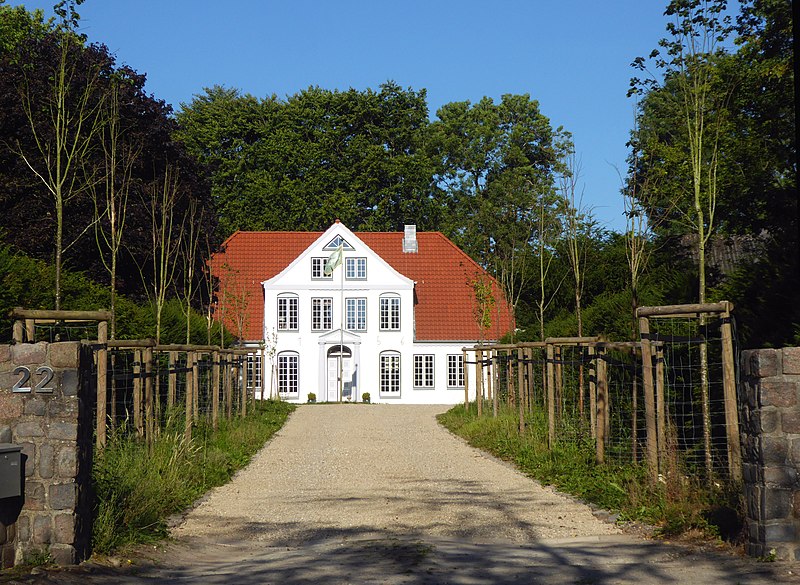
[247,354,263,392]
[447,354,465,388]
[380,352,401,396]
[414,354,435,389]
[346,297,367,331]
[277,295,298,331]
[277,352,299,396]
[311,257,333,280]
[379,295,401,331]
[311,297,333,331]
[345,257,367,280]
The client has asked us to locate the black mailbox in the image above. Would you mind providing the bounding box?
[0,444,23,499]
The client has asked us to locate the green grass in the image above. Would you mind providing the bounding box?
[438,403,742,540]
[91,400,295,554]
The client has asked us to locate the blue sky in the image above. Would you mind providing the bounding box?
[11,0,680,232]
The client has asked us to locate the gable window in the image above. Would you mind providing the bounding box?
[448,354,465,388]
[414,354,435,389]
[311,297,333,331]
[346,297,367,331]
[380,352,401,396]
[277,295,298,331]
[379,295,400,331]
[277,352,299,396]
[345,257,367,280]
[311,257,333,280]
[324,235,354,250]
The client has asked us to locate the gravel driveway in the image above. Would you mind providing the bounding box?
[173,404,620,545]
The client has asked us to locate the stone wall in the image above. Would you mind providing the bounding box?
[740,347,800,560]
[0,342,93,566]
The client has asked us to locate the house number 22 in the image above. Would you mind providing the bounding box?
[12,365,55,394]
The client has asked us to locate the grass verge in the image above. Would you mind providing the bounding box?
[91,400,295,554]
[438,403,743,541]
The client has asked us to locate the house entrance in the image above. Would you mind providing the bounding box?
[326,345,352,402]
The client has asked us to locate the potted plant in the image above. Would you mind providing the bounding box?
[361,392,370,404]
[307,392,316,403]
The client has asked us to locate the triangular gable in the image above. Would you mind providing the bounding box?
[263,222,414,289]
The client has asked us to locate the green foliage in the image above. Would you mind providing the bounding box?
[438,403,741,539]
[92,400,295,553]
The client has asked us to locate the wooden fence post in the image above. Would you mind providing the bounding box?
[96,321,108,449]
[476,349,483,418]
[225,354,233,420]
[463,349,469,410]
[133,349,143,438]
[720,302,742,481]
[240,358,247,416]
[185,351,194,441]
[546,342,555,448]
[596,348,607,464]
[212,349,220,429]
[517,348,525,433]
[655,343,666,467]
[491,350,498,417]
[144,347,153,447]
[168,351,176,409]
[639,315,659,483]
[588,345,597,438]
[192,352,200,422]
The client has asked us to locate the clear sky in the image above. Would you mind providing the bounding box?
[10,0,680,232]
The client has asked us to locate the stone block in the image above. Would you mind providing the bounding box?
[764,465,797,487]
[48,343,79,369]
[792,438,800,464]
[763,488,793,519]
[760,379,798,408]
[762,437,789,465]
[49,483,76,510]
[49,543,76,565]
[0,426,11,443]
[794,492,800,519]
[16,516,29,542]
[783,347,800,375]
[741,350,753,377]
[0,345,11,364]
[59,370,79,397]
[0,394,23,420]
[0,521,5,544]
[32,515,51,544]
[781,409,800,434]
[47,422,77,441]
[751,350,780,378]
[47,400,78,417]
[23,481,45,511]
[56,446,77,477]
[23,399,47,416]
[15,421,44,439]
[11,343,47,366]
[765,521,796,542]
[38,444,54,479]
[19,443,35,477]
[760,408,779,434]
[52,513,74,544]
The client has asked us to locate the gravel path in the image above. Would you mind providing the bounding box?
[173,404,620,545]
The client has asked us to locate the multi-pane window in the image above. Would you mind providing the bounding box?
[345,257,367,280]
[379,295,401,330]
[346,297,367,331]
[447,354,465,388]
[247,354,263,392]
[311,257,332,280]
[311,297,333,331]
[277,352,298,396]
[380,352,401,395]
[277,295,298,330]
[414,354,435,388]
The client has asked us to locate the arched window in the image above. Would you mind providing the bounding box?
[277,351,299,396]
[379,351,401,396]
[277,294,298,330]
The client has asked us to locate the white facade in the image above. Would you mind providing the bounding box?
[259,223,473,404]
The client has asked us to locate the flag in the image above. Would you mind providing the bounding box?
[323,244,343,276]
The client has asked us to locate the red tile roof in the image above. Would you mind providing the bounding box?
[208,230,515,342]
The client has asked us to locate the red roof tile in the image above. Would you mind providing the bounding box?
[209,230,515,342]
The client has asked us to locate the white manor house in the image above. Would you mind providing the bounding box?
[210,221,513,404]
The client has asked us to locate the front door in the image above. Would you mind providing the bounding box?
[326,345,352,401]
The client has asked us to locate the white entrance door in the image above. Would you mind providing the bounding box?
[327,355,352,401]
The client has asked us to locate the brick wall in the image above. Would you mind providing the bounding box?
[740,347,800,560]
[0,342,93,566]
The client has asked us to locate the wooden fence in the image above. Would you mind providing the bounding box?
[463,302,741,484]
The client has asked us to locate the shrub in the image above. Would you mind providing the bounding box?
[362,392,370,403]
